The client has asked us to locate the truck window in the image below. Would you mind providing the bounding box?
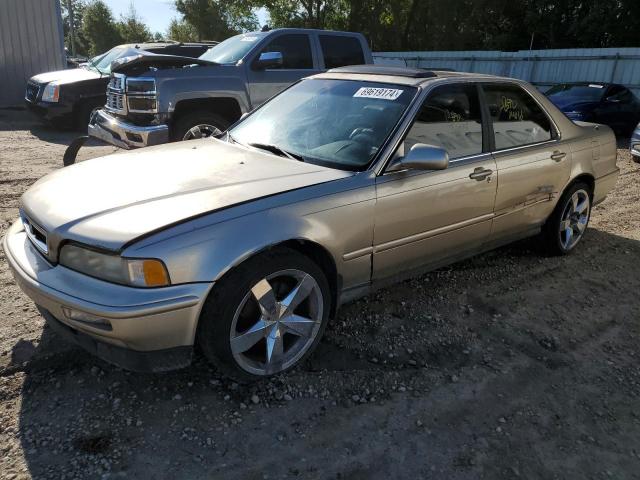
[258,34,313,69]
[320,35,365,69]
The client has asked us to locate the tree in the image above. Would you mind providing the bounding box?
[167,18,199,42]
[117,2,153,43]
[82,0,123,56]
[61,0,88,56]
[174,0,258,41]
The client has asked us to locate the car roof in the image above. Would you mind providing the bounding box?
[313,65,505,86]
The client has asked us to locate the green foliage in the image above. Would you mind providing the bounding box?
[81,0,123,56]
[174,0,258,41]
[117,3,153,44]
[61,0,89,56]
[167,18,199,42]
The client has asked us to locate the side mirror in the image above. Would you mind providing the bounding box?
[387,143,449,172]
[254,51,283,70]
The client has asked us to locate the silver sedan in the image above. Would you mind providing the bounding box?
[4,66,619,380]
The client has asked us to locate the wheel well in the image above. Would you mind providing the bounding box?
[276,240,339,317]
[173,97,242,127]
[568,174,595,198]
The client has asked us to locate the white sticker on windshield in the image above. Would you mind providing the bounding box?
[588,84,604,88]
[241,36,258,42]
[353,87,404,100]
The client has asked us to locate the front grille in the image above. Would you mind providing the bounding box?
[105,73,127,115]
[25,82,40,102]
[21,214,48,255]
[106,91,125,112]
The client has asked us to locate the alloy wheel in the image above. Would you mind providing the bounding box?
[229,269,324,376]
[559,189,590,251]
[182,124,222,140]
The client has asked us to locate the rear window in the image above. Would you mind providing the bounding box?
[320,35,365,69]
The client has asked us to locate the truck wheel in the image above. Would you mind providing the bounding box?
[172,112,229,141]
[197,247,331,382]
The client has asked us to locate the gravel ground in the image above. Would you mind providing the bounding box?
[1,108,639,480]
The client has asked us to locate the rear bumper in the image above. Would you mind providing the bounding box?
[2,220,212,371]
[88,108,168,149]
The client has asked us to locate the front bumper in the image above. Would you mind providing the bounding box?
[88,108,168,149]
[25,99,74,127]
[2,220,212,371]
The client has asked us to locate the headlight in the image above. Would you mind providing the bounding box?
[41,82,60,102]
[127,96,157,112]
[125,77,157,113]
[59,244,170,287]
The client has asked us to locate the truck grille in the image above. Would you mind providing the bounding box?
[105,73,127,115]
[25,82,41,102]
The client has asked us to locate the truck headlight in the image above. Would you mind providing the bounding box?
[126,78,156,94]
[59,244,170,287]
[127,96,157,112]
[125,77,157,113]
[41,82,60,102]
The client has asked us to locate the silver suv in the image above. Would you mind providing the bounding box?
[88,28,373,149]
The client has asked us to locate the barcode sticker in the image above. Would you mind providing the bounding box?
[353,87,404,100]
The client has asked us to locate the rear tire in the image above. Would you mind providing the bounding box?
[171,111,229,142]
[197,247,331,382]
[541,181,592,255]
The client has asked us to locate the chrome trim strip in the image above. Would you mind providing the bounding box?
[20,213,48,254]
[374,213,494,253]
[343,246,373,261]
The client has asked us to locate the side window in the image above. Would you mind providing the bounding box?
[319,35,365,69]
[482,84,553,150]
[403,84,483,159]
[606,85,632,102]
[258,34,313,69]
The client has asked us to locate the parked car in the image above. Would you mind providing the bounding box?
[631,123,640,163]
[86,28,373,150]
[25,41,214,130]
[4,66,619,380]
[546,82,640,135]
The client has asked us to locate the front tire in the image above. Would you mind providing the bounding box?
[171,111,229,142]
[197,248,331,382]
[541,182,592,255]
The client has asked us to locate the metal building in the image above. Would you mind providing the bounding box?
[0,0,66,107]
[374,48,640,96]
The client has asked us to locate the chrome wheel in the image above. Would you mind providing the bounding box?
[559,189,590,251]
[182,124,221,141]
[230,269,324,376]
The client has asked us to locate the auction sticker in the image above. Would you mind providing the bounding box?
[353,87,404,100]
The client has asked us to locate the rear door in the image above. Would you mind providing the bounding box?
[481,82,571,240]
[246,33,321,107]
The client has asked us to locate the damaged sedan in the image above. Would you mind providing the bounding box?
[4,66,618,380]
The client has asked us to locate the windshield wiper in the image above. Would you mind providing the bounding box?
[249,143,305,162]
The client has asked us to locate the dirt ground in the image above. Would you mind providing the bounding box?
[1,108,639,480]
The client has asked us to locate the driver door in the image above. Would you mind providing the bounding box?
[373,83,497,280]
[246,33,322,108]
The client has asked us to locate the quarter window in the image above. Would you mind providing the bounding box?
[320,35,365,69]
[257,34,313,69]
[482,84,553,150]
[403,84,484,159]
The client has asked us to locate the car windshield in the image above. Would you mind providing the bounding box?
[86,47,130,74]
[546,84,605,101]
[229,79,417,171]
[199,32,267,64]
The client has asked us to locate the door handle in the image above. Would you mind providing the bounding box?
[551,151,566,162]
[469,167,493,181]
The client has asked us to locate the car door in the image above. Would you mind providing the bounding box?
[373,83,497,280]
[481,83,571,240]
[245,33,321,108]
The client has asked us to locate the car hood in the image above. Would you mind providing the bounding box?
[31,67,102,85]
[20,139,351,258]
[111,52,214,74]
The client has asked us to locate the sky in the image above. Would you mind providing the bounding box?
[105,0,268,36]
